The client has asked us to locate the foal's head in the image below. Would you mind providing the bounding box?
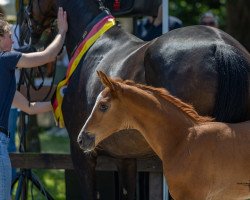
[77,71,131,152]
[77,71,212,152]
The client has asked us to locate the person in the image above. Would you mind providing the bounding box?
[0,3,19,182]
[136,4,183,41]
[7,17,22,183]
[199,11,219,28]
[7,106,19,182]
[0,7,68,200]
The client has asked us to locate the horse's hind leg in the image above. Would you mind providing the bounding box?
[115,158,137,200]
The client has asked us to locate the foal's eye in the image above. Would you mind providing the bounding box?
[99,103,109,112]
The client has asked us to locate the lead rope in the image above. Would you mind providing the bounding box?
[16,0,58,102]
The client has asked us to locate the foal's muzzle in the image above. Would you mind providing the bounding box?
[77,131,95,151]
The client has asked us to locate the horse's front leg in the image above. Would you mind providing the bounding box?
[69,142,98,200]
[114,158,137,200]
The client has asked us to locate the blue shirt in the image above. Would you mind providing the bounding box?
[137,16,183,41]
[0,51,22,130]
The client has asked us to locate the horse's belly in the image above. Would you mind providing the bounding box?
[99,129,155,158]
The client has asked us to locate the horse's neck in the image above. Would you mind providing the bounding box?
[124,89,195,160]
[63,0,102,54]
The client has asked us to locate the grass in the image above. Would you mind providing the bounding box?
[12,128,70,200]
[39,130,70,153]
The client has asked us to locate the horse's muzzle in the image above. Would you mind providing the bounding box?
[77,131,95,151]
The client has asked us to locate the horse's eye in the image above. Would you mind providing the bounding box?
[99,103,109,112]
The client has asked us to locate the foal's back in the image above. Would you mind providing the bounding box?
[186,121,250,199]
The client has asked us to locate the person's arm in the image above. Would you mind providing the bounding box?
[12,91,52,115]
[16,7,68,68]
[153,4,162,27]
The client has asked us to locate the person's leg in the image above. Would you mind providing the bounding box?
[8,108,18,181]
[0,133,11,200]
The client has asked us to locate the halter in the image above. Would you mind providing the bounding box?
[25,0,57,41]
[97,0,107,11]
[16,0,57,102]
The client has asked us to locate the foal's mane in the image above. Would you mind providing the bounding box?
[122,80,213,123]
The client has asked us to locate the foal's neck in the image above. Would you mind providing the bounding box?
[125,88,196,160]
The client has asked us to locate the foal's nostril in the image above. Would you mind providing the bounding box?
[77,132,95,151]
[77,134,83,146]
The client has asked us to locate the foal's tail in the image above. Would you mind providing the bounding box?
[213,43,250,123]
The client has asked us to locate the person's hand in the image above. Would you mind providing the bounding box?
[57,7,68,34]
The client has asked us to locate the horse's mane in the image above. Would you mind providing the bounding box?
[122,80,213,123]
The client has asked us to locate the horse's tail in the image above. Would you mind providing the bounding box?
[213,43,250,123]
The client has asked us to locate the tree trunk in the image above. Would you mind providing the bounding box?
[226,0,250,52]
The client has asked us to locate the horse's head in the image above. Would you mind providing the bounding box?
[21,0,58,45]
[77,71,129,152]
[22,0,106,54]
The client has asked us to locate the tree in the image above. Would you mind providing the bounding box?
[226,0,250,52]
[169,0,226,27]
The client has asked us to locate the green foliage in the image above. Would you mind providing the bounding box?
[39,130,70,153]
[12,169,66,200]
[169,0,227,29]
[30,169,66,200]
[12,130,69,199]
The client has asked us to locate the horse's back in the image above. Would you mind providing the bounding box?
[144,25,250,121]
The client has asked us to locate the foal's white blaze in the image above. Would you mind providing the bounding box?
[82,91,103,132]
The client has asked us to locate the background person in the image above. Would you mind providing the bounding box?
[136,4,183,41]
[0,7,67,200]
[199,11,219,28]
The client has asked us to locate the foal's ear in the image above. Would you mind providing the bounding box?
[97,71,117,92]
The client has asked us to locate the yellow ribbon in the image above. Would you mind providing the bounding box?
[53,17,115,128]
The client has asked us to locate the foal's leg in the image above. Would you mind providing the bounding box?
[114,158,137,200]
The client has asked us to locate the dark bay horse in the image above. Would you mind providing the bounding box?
[80,71,250,200]
[24,0,250,199]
